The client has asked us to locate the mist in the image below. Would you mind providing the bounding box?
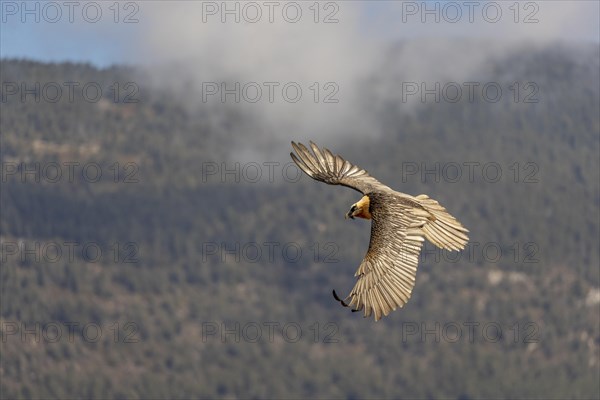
[120,1,596,159]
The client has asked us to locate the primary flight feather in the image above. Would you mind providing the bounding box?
[290,141,469,321]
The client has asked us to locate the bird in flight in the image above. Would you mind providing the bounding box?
[290,141,469,321]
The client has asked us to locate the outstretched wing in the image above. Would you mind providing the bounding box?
[290,141,392,194]
[416,194,469,251]
[345,193,431,321]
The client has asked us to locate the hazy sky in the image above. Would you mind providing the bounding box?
[1,1,598,67]
[2,0,598,153]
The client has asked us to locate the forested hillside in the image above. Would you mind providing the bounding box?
[1,43,599,399]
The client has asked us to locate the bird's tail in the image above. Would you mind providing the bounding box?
[416,194,469,251]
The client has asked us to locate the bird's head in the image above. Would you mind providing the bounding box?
[345,195,372,220]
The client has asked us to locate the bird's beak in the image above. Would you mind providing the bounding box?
[345,205,357,220]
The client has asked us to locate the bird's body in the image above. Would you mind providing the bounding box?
[290,141,469,321]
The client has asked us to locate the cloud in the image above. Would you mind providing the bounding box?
[1,1,596,159]
[136,2,384,150]
[129,1,599,157]
[364,1,599,43]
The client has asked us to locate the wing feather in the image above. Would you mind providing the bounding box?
[416,195,469,251]
[345,193,429,321]
[291,142,319,172]
[290,141,392,194]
